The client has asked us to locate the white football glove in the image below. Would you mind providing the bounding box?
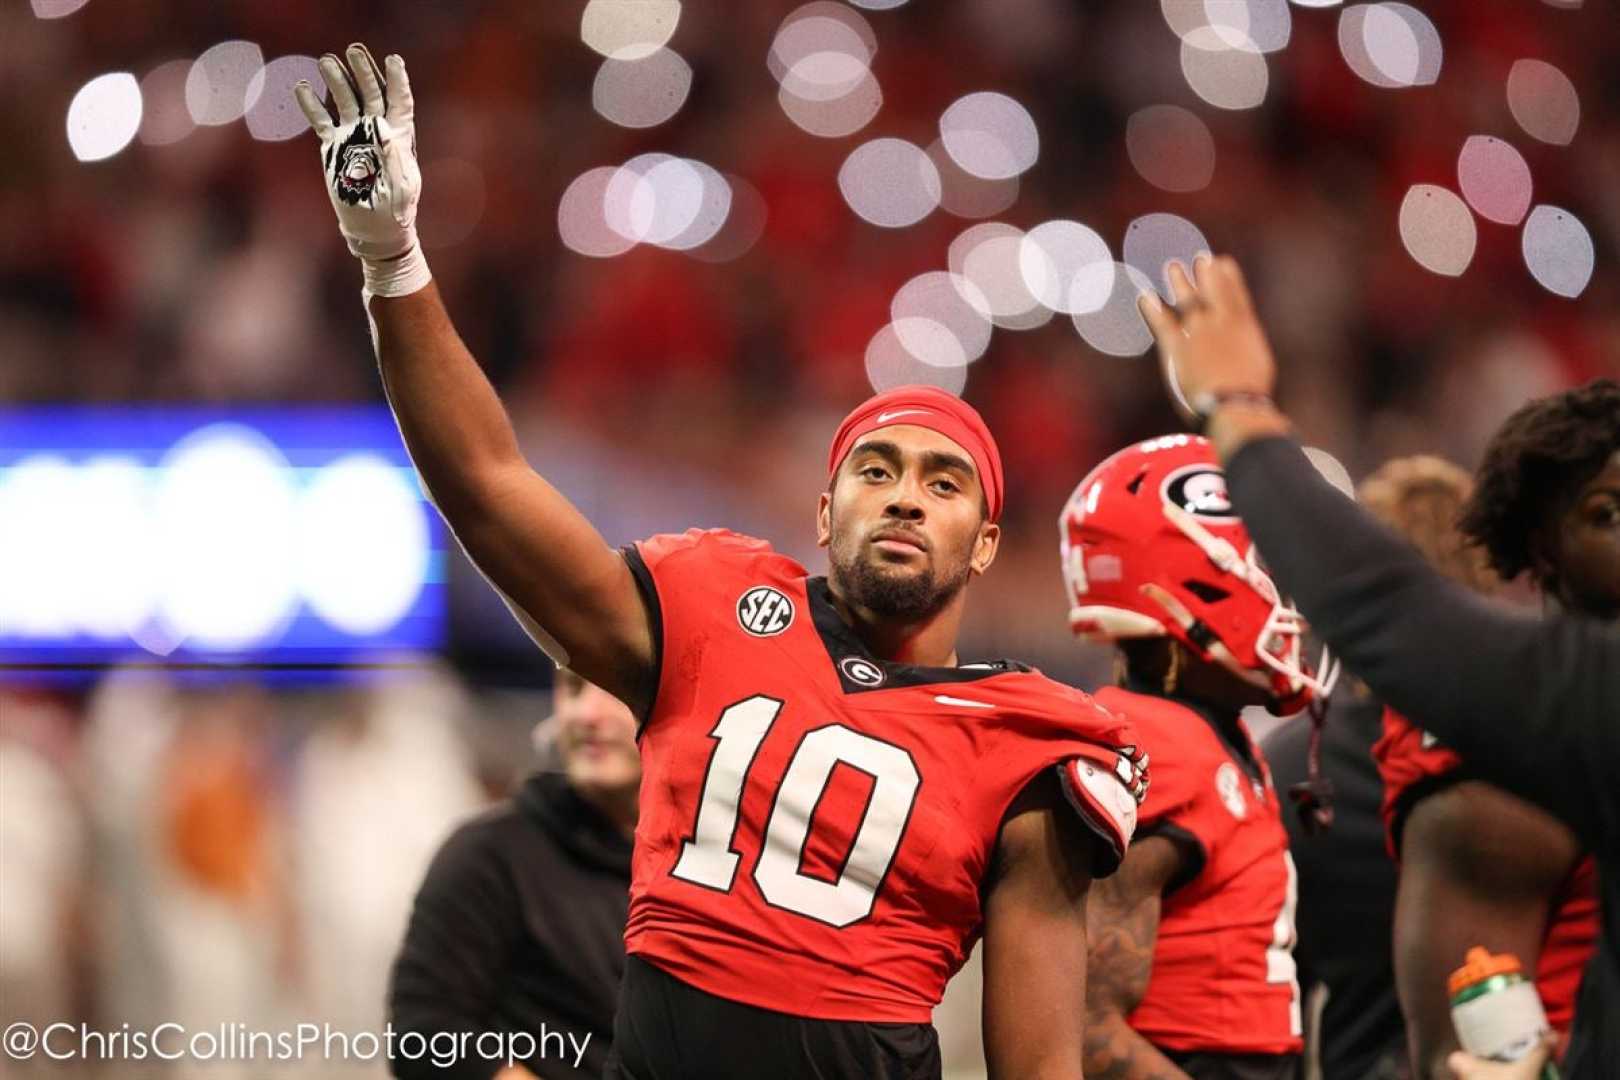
[294,44,431,297]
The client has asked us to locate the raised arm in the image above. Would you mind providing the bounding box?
[295,46,652,711]
[1138,254,1620,847]
[1079,836,1191,1080]
[980,774,1094,1080]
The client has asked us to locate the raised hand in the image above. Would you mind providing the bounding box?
[294,44,429,296]
[1137,254,1278,431]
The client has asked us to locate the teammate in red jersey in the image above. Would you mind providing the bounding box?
[295,46,1148,1079]
[1059,435,1337,1080]
[1359,432,1614,1077]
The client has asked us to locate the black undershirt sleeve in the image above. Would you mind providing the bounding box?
[1224,436,1620,851]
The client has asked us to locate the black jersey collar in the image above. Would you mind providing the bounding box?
[1120,674,1264,783]
[806,576,1028,695]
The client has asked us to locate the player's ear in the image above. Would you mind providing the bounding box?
[816,490,833,548]
[970,520,1000,575]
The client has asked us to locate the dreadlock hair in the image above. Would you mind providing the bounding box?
[1358,455,1497,596]
[1458,378,1620,587]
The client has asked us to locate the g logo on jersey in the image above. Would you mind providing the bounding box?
[839,656,886,687]
[1162,464,1237,521]
[737,586,795,637]
[1216,762,1249,819]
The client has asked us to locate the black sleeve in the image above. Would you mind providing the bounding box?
[1225,435,1620,850]
[386,821,522,1080]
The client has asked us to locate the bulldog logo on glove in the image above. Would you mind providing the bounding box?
[327,121,382,206]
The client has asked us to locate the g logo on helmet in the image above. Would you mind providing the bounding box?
[737,586,795,637]
[1161,464,1237,521]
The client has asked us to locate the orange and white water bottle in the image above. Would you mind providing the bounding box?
[1447,948,1560,1080]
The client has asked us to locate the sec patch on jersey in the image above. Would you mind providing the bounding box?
[737,585,795,636]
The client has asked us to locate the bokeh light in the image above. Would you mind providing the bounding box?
[31,0,90,16]
[654,161,733,251]
[152,425,298,650]
[138,60,197,146]
[1339,4,1442,89]
[846,0,907,9]
[1506,60,1580,146]
[769,3,877,82]
[938,92,1040,180]
[1072,263,1156,358]
[865,323,969,395]
[1126,105,1216,193]
[1303,448,1356,498]
[1398,184,1476,277]
[1456,135,1532,226]
[948,223,1052,332]
[244,55,322,141]
[929,141,1019,219]
[1019,220,1114,315]
[66,73,142,163]
[779,71,882,138]
[838,138,941,228]
[592,48,692,129]
[1204,0,1293,53]
[558,166,638,258]
[1123,213,1212,301]
[1180,27,1270,110]
[581,0,681,61]
[891,272,993,368]
[295,456,430,636]
[185,40,265,126]
[771,3,881,139]
[1521,205,1594,298]
[689,175,768,263]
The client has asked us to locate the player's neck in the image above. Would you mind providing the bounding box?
[827,584,964,667]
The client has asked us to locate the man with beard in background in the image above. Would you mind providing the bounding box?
[389,670,640,1078]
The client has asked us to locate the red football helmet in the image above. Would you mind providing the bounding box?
[1059,434,1338,712]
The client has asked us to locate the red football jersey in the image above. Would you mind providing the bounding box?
[1093,687,1303,1056]
[1373,708,1600,1034]
[621,529,1143,1023]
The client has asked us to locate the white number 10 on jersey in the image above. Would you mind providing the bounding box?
[671,695,921,927]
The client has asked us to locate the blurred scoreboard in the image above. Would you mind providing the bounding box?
[0,408,446,673]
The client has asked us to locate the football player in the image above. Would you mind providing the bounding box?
[1059,435,1336,1080]
[295,46,1147,1079]
[1374,385,1617,1076]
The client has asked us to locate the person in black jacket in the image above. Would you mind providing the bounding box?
[1138,254,1619,1080]
[388,670,639,1079]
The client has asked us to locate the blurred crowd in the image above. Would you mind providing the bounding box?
[0,669,543,1078]
[4,0,1616,672]
[1,1,1617,1073]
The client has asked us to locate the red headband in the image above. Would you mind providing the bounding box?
[826,386,1005,522]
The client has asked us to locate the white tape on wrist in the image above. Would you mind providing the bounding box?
[361,241,432,298]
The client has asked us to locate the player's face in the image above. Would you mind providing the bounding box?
[817,425,999,620]
[555,672,641,796]
[1544,449,1620,621]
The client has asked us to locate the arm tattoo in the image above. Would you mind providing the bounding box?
[1082,874,1189,1080]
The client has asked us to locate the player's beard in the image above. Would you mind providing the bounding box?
[830,533,973,621]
